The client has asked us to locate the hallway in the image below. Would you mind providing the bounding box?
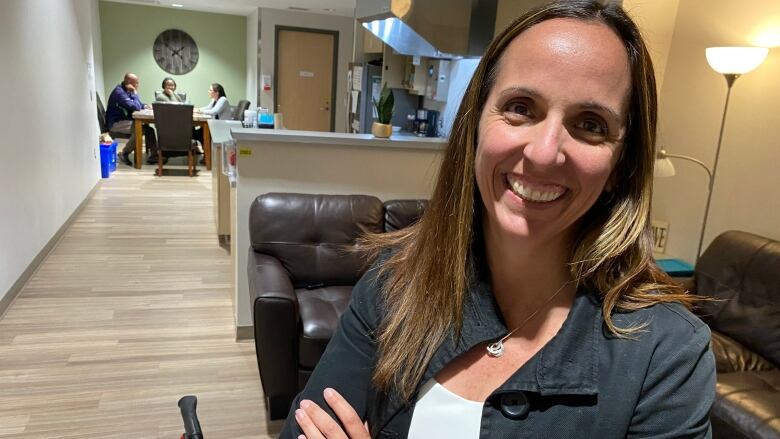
[0,167,282,438]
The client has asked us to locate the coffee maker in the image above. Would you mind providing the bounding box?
[414,109,441,137]
[424,110,440,137]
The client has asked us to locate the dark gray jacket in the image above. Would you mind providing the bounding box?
[280,261,716,438]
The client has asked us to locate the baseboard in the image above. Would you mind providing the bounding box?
[0,181,101,320]
[236,325,254,341]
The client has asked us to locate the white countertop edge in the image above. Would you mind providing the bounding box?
[230,128,447,151]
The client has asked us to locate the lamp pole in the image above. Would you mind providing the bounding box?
[697,74,736,259]
[657,149,713,262]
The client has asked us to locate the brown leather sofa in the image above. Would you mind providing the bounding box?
[682,231,780,439]
[247,193,426,420]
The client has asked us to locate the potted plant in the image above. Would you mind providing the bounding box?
[371,83,394,138]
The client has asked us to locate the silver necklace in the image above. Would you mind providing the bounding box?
[486,281,571,358]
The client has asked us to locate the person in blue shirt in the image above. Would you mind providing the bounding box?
[106,73,159,166]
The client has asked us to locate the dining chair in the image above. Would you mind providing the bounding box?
[96,93,131,140]
[232,100,251,121]
[152,103,198,177]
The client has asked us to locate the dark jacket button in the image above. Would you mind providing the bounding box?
[499,391,530,419]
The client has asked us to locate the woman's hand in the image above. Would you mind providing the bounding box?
[295,388,369,439]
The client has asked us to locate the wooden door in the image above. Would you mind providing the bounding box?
[276,28,337,131]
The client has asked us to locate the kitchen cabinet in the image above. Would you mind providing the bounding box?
[381,44,405,89]
[403,56,427,95]
[425,59,451,102]
[362,28,383,54]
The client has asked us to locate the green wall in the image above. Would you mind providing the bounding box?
[99,2,246,108]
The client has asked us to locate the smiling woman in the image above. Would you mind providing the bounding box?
[280,1,716,438]
[475,18,631,269]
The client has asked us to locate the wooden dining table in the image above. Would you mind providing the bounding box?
[131,109,212,170]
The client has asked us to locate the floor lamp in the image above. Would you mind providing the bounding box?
[655,46,768,262]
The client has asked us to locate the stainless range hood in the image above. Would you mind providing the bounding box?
[356,0,497,58]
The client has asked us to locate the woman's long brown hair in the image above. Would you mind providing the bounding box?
[359,0,693,402]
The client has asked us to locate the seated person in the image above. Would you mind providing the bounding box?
[195,83,231,120]
[193,83,231,161]
[106,72,159,166]
[155,77,185,103]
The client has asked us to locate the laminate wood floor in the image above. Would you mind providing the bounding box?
[0,165,283,438]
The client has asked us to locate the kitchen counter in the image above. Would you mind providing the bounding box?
[228,128,445,338]
[230,128,446,150]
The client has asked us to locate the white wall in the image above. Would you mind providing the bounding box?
[0,0,101,303]
[246,8,259,109]
[652,0,780,262]
[258,8,354,132]
[89,0,105,104]
[622,0,680,95]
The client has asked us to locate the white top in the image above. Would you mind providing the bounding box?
[407,379,483,438]
[200,96,232,120]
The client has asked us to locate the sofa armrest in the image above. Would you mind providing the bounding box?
[249,250,298,305]
[247,250,300,419]
[710,330,776,374]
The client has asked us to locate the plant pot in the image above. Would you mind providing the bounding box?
[372,122,392,138]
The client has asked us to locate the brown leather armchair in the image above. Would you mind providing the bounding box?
[247,193,426,420]
[683,231,780,439]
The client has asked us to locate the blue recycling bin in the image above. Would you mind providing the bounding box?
[99,143,113,178]
[109,141,117,173]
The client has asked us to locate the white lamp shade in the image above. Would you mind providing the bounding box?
[654,157,676,178]
[705,47,769,74]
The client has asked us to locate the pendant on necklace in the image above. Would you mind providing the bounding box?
[486,340,504,358]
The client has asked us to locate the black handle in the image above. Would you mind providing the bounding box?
[178,395,203,439]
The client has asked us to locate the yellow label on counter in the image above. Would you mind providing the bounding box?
[239,148,252,156]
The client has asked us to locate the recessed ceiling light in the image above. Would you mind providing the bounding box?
[171,3,184,7]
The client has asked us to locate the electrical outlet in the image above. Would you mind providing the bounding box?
[651,219,669,253]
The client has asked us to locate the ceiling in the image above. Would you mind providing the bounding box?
[102,0,356,17]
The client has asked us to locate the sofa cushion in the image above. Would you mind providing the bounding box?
[383,199,427,232]
[695,231,780,367]
[296,285,352,369]
[711,369,780,439]
[250,193,384,289]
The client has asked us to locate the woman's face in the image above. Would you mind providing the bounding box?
[208,86,217,99]
[475,18,631,247]
[163,80,176,92]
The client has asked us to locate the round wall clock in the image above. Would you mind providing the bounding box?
[153,29,199,75]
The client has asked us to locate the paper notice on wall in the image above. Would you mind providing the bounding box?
[300,71,314,77]
[351,91,360,113]
[352,66,363,91]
